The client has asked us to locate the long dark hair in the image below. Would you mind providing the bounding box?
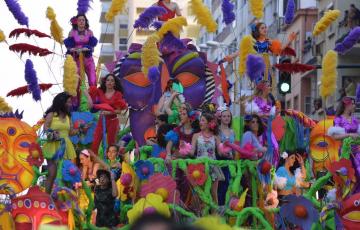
[278,150,297,174]
[243,114,264,136]
[180,102,200,133]
[157,124,175,148]
[71,14,90,30]
[251,22,266,40]
[201,113,218,135]
[100,73,123,93]
[44,92,71,117]
[335,97,355,116]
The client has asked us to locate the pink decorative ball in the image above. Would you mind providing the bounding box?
[141,167,149,175]
[120,173,132,186]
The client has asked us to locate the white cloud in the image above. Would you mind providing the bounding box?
[0,0,101,125]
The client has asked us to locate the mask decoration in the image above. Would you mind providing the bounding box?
[310,117,341,174]
[11,186,63,229]
[339,192,360,229]
[114,34,217,145]
[0,111,38,194]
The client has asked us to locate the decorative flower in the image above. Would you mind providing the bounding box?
[280,195,319,229]
[281,151,288,159]
[140,173,179,204]
[187,164,207,186]
[70,17,78,25]
[179,141,192,156]
[70,112,96,145]
[62,160,81,186]
[134,160,155,180]
[26,143,44,167]
[127,193,170,224]
[257,159,272,185]
[328,158,355,185]
[118,162,138,202]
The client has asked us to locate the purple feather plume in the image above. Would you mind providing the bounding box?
[221,0,236,25]
[246,54,265,82]
[148,66,160,105]
[356,83,360,102]
[334,26,360,54]
[25,59,41,101]
[134,6,166,29]
[152,21,163,30]
[4,0,29,27]
[284,0,295,25]
[77,0,92,15]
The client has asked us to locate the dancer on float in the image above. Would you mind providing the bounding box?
[240,114,267,157]
[153,0,181,21]
[87,73,127,154]
[245,80,276,118]
[161,79,185,125]
[64,14,98,86]
[328,96,360,193]
[190,113,230,206]
[43,92,77,194]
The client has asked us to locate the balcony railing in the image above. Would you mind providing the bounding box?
[214,26,232,42]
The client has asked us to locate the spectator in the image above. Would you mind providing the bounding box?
[311,98,325,122]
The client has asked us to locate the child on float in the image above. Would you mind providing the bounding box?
[94,169,119,228]
[106,145,122,181]
[79,149,108,186]
[189,113,229,206]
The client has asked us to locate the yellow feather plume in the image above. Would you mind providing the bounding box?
[249,0,264,19]
[46,7,64,44]
[313,10,340,36]
[63,55,80,96]
[105,0,127,22]
[189,0,217,33]
[0,97,12,113]
[0,29,6,43]
[238,35,256,76]
[141,33,163,76]
[320,50,338,99]
[157,16,188,40]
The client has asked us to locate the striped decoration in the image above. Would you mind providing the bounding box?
[202,65,215,105]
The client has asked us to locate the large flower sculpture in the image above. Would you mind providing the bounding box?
[187,163,207,186]
[26,143,44,167]
[257,159,272,185]
[134,160,155,180]
[127,193,170,224]
[70,112,96,145]
[117,162,138,201]
[140,173,179,203]
[280,195,319,229]
[62,160,81,186]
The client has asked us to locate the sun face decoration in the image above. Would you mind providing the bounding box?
[0,115,37,194]
[310,117,341,174]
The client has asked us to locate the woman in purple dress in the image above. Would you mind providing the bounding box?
[328,97,360,193]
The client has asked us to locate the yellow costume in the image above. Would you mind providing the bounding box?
[43,115,76,160]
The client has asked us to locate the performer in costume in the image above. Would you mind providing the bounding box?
[245,80,276,117]
[88,74,127,154]
[328,97,360,193]
[42,92,78,194]
[153,0,181,21]
[64,14,98,86]
[240,114,267,156]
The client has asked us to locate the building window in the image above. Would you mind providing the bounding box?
[120,24,127,29]
[119,45,127,51]
[294,95,299,110]
[286,100,291,109]
[305,96,311,115]
[119,38,127,44]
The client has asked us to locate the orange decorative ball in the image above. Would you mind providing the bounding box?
[192,170,201,179]
[294,205,308,219]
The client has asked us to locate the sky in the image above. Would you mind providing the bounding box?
[0,0,101,125]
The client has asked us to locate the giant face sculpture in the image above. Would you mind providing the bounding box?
[0,114,37,194]
[339,192,360,228]
[114,34,215,145]
[310,118,341,174]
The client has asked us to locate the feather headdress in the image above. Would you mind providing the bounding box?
[246,54,265,82]
[141,33,162,76]
[189,0,217,33]
[249,0,264,19]
[77,0,92,15]
[134,6,166,29]
[313,10,340,36]
[0,29,6,43]
[4,0,29,27]
[46,7,64,44]
[238,35,256,76]
[0,97,13,113]
[334,26,360,54]
[25,59,41,101]
[284,0,295,25]
[105,0,127,22]
[157,16,187,39]
[221,0,236,25]
[63,55,80,96]
[319,50,338,98]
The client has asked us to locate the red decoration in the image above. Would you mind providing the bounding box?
[272,115,286,141]
[260,160,272,174]
[339,192,360,229]
[93,103,115,112]
[7,83,53,97]
[187,164,207,186]
[274,63,316,73]
[9,28,51,39]
[219,63,230,104]
[281,46,297,57]
[9,43,53,57]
